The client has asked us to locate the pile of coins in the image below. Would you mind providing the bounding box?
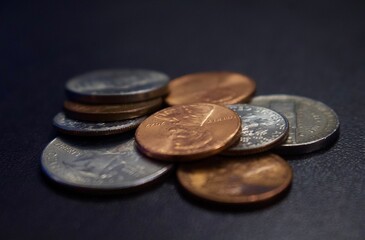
[41,70,340,205]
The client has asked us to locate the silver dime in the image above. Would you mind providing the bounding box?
[250,95,340,154]
[222,104,289,155]
[41,136,173,191]
[66,69,169,103]
[53,112,146,136]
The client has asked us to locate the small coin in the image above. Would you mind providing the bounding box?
[135,103,241,161]
[53,112,145,136]
[66,69,169,104]
[177,154,292,204]
[63,98,162,122]
[41,136,173,191]
[222,104,289,155]
[250,95,340,154]
[165,72,256,106]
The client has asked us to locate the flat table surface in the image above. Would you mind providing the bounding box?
[1,1,364,239]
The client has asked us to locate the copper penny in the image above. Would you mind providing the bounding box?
[64,98,162,122]
[165,72,256,106]
[135,103,241,161]
[177,154,292,204]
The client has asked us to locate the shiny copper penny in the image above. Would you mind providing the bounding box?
[64,98,162,122]
[165,72,256,106]
[135,103,241,161]
[177,154,292,204]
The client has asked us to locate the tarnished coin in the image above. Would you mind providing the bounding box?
[66,69,169,104]
[177,154,292,204]
[222,104,289,155]
[53,112,145,136]
[41,136,172,191]
[135,103,241,161]
[251,95,340,154]
[64,98,162,122]
[165,72,256,106]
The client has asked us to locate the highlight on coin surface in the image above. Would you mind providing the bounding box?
[177,154,292,204]
[135,103,241,161]
[165,72,256,106]
[66,69,169,104]
[250,95,340,154]
[222,104,289,155]
[41,137,173,191]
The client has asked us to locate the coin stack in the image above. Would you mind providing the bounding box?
[53,70,169,136]
[41,70,340,206]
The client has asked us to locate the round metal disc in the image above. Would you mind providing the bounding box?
[53,112,146,136]
[222,104,289,155]
[63,98,162,122]
[65,69,169,104]
[165,72,256,106]
[41,136,173,191]
[250,95,340,154]
[177,153,292,204]
[135,103,242,161]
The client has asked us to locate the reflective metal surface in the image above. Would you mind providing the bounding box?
[166,72,256,105]
[251,95,340,154]
[223,104,288,155]
[41,136,172,191]
[63,98,162,122]
[66,69,169,103]
[53,112,145,136]
[135,103,241,161]
[177,153,292,204]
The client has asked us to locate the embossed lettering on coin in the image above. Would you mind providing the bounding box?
[251,95,340,154]
[177,154,292,204]
[165,72,256,105]
[222,104,289,155]
[135,103,241,161]
[41,137,172,190]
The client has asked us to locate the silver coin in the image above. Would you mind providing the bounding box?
[66,69,169,103]
[222,104,289,155]
[250,95,340,154]
[53,112,146,136]
[41,136,173,191]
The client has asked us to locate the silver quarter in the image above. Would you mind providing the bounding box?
[41,136,173,191]
[66,69,169,103]
[250,95,340,154]
[53,112,146,136]
[222,104,289,155]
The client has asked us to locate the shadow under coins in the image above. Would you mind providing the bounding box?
[278,143,338,162]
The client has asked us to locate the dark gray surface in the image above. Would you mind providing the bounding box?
[0,1,364,239]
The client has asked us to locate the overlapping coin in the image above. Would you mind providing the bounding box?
[42,68,342,206]
[135,103,242,161]
[222,104,289,155]
[66,69,169,104]
[177,154,292,204]
[63,98,162,122]
[250,95,340,154]
[166,72,256,105]
[41,136,172,191]
[53,112,146,136]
